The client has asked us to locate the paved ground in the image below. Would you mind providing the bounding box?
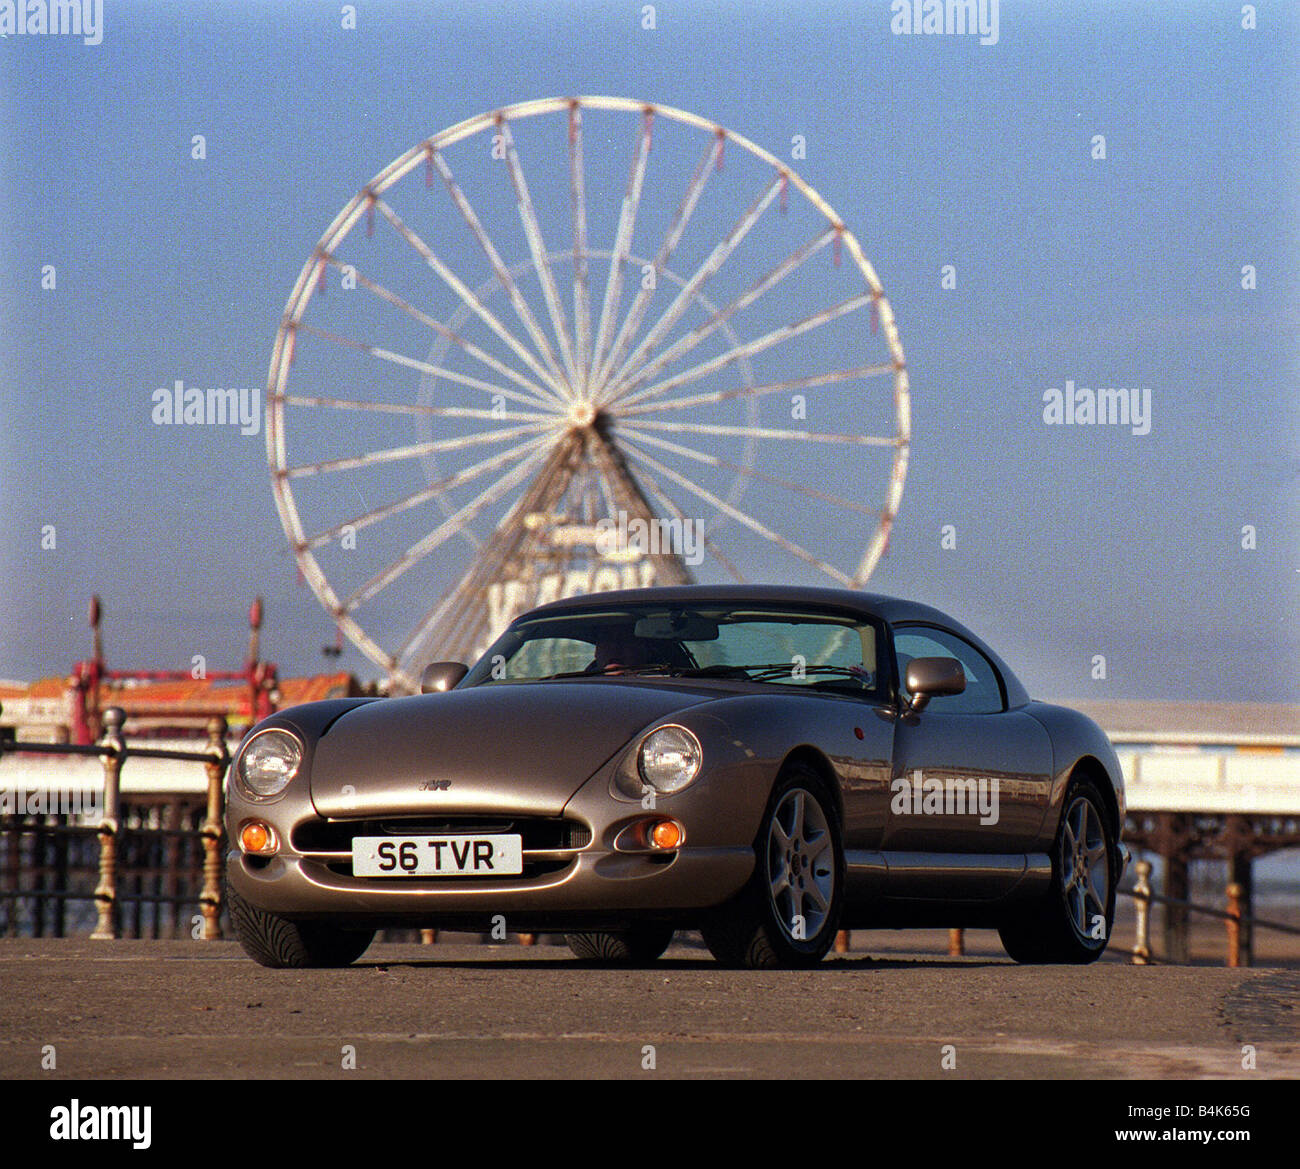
[1,934,1296,1079]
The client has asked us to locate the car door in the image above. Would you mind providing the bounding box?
[883,624,1054,857]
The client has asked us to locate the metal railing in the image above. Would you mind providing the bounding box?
[1118,858,1300,967]
[0,705,229,940]
[853,859,1300,966]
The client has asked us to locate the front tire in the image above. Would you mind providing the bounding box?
[998,779,1119,964]
[701,765,844,969]
[226,877,375,969]
[564,924,675,964]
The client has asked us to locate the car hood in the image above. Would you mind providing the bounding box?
[307,681,717,818]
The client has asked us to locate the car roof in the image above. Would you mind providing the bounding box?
[528,583,950,626]
[521,584,1031,706]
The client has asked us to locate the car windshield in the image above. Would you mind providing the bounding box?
[461,603,880,695]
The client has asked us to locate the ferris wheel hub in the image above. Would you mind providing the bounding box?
[567,399,599,429]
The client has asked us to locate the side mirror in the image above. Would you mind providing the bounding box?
[903,656,965,714]
[420,661,468,694]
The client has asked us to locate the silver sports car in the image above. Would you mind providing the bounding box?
[224,585,1127,969]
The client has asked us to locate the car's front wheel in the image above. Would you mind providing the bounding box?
[701,765,844,969]
[226,877,375,968]
[564,924,675,964]
[998,778,1118,964]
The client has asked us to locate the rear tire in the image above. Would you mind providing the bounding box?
[226,876,375,969]
[701,764,844,969]
[564,924,675,964]
[998,778,1118,964]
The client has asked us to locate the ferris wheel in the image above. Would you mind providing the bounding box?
[265,96,910,691]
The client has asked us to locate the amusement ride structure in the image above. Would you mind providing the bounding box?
[265,97,910,691]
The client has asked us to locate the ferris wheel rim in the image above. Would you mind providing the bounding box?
[264,95,911,686]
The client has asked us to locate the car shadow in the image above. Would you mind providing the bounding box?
[349,953,1016,972]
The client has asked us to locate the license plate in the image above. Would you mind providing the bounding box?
[352,835,523,877]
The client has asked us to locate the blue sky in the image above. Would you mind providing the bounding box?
[2,0,1296,702]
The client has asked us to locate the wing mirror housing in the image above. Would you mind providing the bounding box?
[903,657,965,714]
[420,661,469,694]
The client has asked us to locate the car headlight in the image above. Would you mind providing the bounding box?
[236,728,303,799]
[637,725,702,795]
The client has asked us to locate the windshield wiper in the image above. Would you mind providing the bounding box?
[704,663,872,683]
[537,663,678,680]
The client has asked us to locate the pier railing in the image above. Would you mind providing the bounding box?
[1115,859,1300,967]
[0,706,229,940]
[867,860,1300,966]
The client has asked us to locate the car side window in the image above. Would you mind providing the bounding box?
[893,626,1004,714]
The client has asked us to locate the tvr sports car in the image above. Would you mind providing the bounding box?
[224,585,1127,969]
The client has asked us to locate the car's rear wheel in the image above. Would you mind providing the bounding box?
[998,778,1118,964]
[701,764,844,969]
[564,924,676,964]
[226,877,375,968]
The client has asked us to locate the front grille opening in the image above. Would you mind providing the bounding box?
[323,856,574,881]
[294,816,591,854]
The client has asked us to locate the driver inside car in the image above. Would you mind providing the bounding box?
[587,631,656,675]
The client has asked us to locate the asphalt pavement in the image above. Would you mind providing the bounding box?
[1,936,1296,1079]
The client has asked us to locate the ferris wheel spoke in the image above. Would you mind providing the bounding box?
[613,363,894,418]
[589,108,655,389]
[622,458,747,584]
[593,135,723,397]
[498,119,580,388]
[372,196,570,405]
[431,148,572,393]
[320,254,559,410]
[396,587,467,671]
[394,480,547,665]
[600,227,835,406]
[292,320,556,406]
[594,172,783,405]
[696,531,747,584]
[278,393,551,424]
[344,445,551,612]
[321,605,397,676]
[568,103,592,397]
[615,424,885,517]
[299,433,557,551]
[617,292,872,410]
[285,420,555,479]
[619,437,853,587]
[620,419,897,447]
